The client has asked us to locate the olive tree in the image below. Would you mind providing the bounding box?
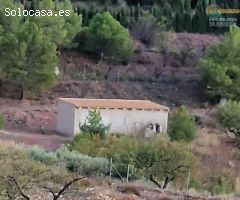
[214,100,240,148]
[135,136,198,189]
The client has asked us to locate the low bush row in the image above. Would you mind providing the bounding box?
[26,146,109,176]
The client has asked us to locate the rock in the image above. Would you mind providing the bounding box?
[228,160,235,168]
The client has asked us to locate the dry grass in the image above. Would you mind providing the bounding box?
[107,193,137,200]
[191,130,221,155]
[117,184,142,196]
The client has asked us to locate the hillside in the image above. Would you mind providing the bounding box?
[2,33,240,198]
[0,33,219,132]
[1,0,240,198]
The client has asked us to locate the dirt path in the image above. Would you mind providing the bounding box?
[0,129,72,150]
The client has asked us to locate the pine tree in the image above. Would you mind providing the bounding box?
[31,0,66,46]
[175,10,183,32]
[30,0,82,48]
[0,0,57,98]
[80,109,111,139]
[201,25,240,100]
[80,12,133,63]
[2,21,57,97]
[56,0,82,48]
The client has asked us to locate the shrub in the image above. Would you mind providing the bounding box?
[0,114,5,129]
[80,109,111,139]
[168,106,197,142]
[101,135,141,179]
[27,145,109,176]
[70,134,139,178]
[155,31,176,55]
[134,73,146,82]
[55,146,109,176]
[131,13,167,46]
[189,178,204,192]
[209,174,235,195]
[214,100,240,148]
[79,12,133,63]
[26,145,58,165]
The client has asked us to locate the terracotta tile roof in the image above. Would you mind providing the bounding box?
[59,98,169,111]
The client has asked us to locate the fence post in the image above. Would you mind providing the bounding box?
[126,165,130,182]
[186,171,191,190]
[109,158,112,180]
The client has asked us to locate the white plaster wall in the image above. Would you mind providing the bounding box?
[74,108,168,135]
[57,101,76,136]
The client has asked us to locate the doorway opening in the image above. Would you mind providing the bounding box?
[156,124,161,133]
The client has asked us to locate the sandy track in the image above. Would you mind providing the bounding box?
[0,129,72,150]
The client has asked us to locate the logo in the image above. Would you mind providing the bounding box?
[206,4,240,17]
[206,4,221,17]
[206,4,239,27]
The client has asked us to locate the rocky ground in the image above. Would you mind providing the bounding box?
[23,184,240,200]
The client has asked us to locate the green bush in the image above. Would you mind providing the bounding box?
[55,147,109,176]
[214,100,240,148]
[189,178,204,192]
[26,145,58,165]
[79,12,133,63]
[70,134,108,155]
[0,114,5,129]
[80,109,111,139]
[209,174,234,195]
[70,134,142,178]
[168,106,197,142]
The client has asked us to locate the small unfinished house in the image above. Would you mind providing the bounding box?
[57,98,169,136]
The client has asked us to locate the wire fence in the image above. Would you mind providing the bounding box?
[109,157,192,191]
[109,158,134,182]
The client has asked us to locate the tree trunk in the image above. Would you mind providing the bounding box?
[0,80,3,97]
[105,67,112,80]
[149,174,162,188]
[19,85,24,100]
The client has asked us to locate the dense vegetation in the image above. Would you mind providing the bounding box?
[168,106,196,142]
[1,0,239,98]
[0,0,82,98]
[70,133,199,189]
[73,0,240,33]
[17,0,240,34]
[201,25,240,102]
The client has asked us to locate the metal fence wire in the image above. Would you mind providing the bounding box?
[109,158,134,182]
